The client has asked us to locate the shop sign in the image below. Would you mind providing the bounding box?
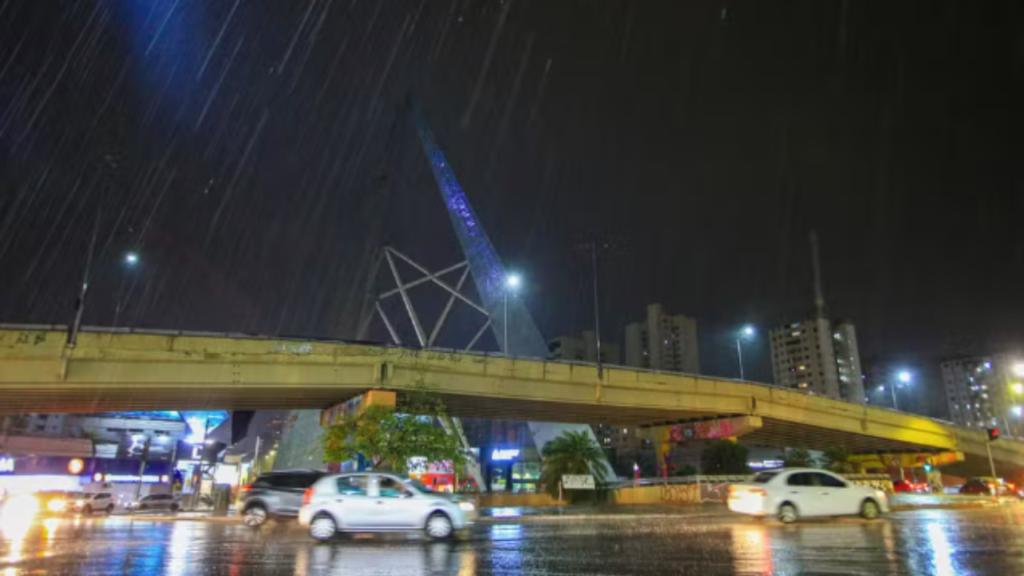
[561,475,595,490]
[491,448,520,461]
[94,473,167,484]
[0,456,14,473]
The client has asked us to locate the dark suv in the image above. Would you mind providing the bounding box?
[239,470,326,527]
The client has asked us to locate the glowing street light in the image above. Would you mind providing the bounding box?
[1013,383,1024,395]
[735,325,756,380]
[124,252,139,266]
[503,273,521,356]
[1014,363,1024,378]
[887,370,914,411]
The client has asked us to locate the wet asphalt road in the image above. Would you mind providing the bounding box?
[3,507,1024,575]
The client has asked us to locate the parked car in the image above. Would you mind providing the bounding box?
[727,468,889,523]
[239,470,327,527]
[959,478,993,495]
[298,473,476,541]
[126,493,179,512]
[892,479,926,493]
[73,492,114,515]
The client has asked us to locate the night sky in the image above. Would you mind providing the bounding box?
[1,1,1022,417]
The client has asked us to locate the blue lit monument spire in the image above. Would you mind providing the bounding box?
[412,100,613,477]
[411,101,547,358]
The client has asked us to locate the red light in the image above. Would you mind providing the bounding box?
[239,484,251,493]
[302,488,313,506]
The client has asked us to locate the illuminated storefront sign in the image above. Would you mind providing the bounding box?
[491,449,520,461]
[96,474,166,484]
[0,457,14,473]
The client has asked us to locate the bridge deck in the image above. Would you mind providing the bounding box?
[1,327,1022,471]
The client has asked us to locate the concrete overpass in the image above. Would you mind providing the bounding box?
[2,325,1023,473]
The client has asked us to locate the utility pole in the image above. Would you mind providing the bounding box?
[67,209,100,348]
[131,436,151,516]
[590,242,603,379]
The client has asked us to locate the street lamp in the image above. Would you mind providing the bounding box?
[1014,363,1024,378]
[503,274,521,356]
[124,252,139,266]
[735,325,755,380]
[887,370,913,410]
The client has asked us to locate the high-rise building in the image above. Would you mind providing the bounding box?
[769,319,864,403]
[832,322,866,404]
[942,355,1021,431]
[548,331,621,364]
[624,304,700,373]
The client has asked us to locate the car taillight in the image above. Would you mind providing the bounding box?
[239,484,252,493]
[302,488,313,506]
[728,486,765,497]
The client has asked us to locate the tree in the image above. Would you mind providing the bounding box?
[322,382,467,473]
[818,447,859,474]
[539,430,609,499]
[780,447,815,468]
[700,440,750,474]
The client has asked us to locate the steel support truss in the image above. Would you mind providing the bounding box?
[373,247,492,351]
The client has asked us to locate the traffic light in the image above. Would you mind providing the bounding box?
[987,427,1000,441]
[923,459,933,473]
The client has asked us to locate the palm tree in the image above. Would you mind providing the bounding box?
[539,431,608,499]
[819,447,859,474]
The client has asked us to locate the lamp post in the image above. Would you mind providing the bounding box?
[882,370,912,410]
[735,325,755,380]
[113,251,141,325]
[503,274,520,356]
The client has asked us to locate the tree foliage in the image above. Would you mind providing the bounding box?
[818,447,859,474]
[539,430,608,499]
[322,382,467,473]
[780,447,815,468]
[700,440,750,474]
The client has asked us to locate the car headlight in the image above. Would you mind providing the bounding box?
[47,499,66,513]
[458,502,475,512]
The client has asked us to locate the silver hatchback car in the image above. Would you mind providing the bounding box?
[298,473,475,541]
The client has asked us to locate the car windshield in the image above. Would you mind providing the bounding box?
[752,471,780,484]
[402,478,432,493]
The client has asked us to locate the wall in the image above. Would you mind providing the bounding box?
[478,492,563,508]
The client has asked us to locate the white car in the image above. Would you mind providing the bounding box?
[73,492,114,515]
[125,493,179,512]
[298,473,475,541]
[728,468,889,523]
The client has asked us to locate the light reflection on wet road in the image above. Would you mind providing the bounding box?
[3,507,1024,575]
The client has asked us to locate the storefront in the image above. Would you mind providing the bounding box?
[0,454,172,499]
[483,446,541,493]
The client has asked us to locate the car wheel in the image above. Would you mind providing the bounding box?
[83,505,93,515]
[139,504,147,511]
[106,505,114,515]
[309,514,337,542]
[243,505,269,528]
[861,499,881,520]
[425,512,453,540]
[170,504,179,513]
[778,503,798,524]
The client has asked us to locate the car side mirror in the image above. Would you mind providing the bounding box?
[399,492,413,499]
